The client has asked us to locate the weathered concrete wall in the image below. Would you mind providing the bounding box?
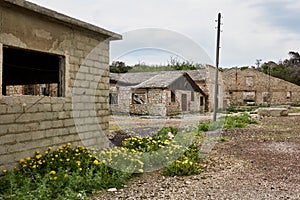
[0,2,113,171]
[224,68,300,106]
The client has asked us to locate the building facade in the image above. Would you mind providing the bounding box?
[186,65,225,111]
[0,0,121,171]
[110,71,206,116]
[223,67,300,106]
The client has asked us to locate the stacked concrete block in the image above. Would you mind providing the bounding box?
[0,0,121,171]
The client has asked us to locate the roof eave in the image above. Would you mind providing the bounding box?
[3,0,122,40]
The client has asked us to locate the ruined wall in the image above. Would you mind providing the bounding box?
[130,89,167,116]
[224,68,300,105]
[109,84,131,114]
[205,65,225,111]
[0,2,112,171]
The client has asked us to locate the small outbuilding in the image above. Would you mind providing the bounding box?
[0,0,121,171]
[110,71,207,116]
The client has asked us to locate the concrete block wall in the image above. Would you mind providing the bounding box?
[0,1,113,171]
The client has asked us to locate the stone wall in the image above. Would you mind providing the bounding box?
[224,68,300,105]
[202,65,225,111]
[110,85,131,114]
[0,1,116,171]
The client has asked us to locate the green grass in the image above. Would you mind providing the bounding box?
[198,113,257,131]
[291,107,300,113]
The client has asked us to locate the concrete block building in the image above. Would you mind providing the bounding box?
[0,0,121,171]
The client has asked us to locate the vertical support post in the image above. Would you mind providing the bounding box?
[58,56,65,97]
[213,13,222,121]
[0,43,3,97]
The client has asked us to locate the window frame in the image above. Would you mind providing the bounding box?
[1,45,65,97]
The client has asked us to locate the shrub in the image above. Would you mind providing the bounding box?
[198,121,210,132]
[0,144,134,199]
[162,143,201,176]
[223,113,257,129]
[123,129,202,176]
[155,126,178,140]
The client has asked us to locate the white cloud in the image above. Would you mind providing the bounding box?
[28,0,300,67]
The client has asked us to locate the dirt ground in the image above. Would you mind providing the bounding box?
[94,114,300,200]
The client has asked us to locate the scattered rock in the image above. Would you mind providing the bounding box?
[185,181,192,185]
[107,188,117,192]
[258,108,288,117]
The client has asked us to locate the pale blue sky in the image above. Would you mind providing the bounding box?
[28,0,300,67]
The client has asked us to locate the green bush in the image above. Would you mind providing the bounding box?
[0,144,134,199]
[123,129,202,176]
[162,144,201,176]
[198,121,210,132]
[155,127,178,140]
[0,127,203,199]
[223,113,257,129]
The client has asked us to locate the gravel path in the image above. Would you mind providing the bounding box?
[93,115,300,200]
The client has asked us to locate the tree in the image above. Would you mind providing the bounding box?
[109,61,132,73]
[260,52,300,86]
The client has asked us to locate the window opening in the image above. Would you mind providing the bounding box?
[109,93,118,104]
[191,91,195,101]
[2,46,65,97]
[171,91,176,102]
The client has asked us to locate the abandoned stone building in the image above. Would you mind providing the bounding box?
[186,65,225,112]
[0,0,121,171]
[223,67,300,105]
[110,71,207,116]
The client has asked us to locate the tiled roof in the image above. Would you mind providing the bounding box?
[110,69,206,85]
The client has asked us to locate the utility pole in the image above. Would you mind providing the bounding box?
[255,59,262,69]
[213,13,222,121]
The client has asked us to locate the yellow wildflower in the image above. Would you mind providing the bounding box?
[93,160,99,165]
[26,157,31,161]
[48,147,52,151]
[20,158,25,163]
[64,174,68,178]
[36,150,40,155]
[38,160,42,165]
[79,168,82,171]
[2,169,7,173]
[67,142,71,146]
[66,158,70,162]
[36,154,42,159]
[32,165,36,169]
[76,161,81,166]
[50,170,56,175]
[53,176,58,181]
[138,169,144,173]
[44,151,49,154]
[55,155,58,158]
